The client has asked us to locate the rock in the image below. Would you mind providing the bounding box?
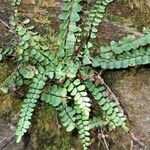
[146,0,150,8]
[0,119,24,150]
[103,67,150,150]
[128,0,150,10]
[0,0,12,46]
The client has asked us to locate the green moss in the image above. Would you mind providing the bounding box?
[105,13,136,29]
[106,0,150,31]
[0,62,21,119]
[31,105,81,150]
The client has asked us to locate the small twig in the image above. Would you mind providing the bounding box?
[101,129,110,150]
[103,19,143,37]
[0,113,19,147]
[98,69,104,76]
[0,19,11,30]
[130,139,133,150]
[0,137,8,144]
[129,132,145,149]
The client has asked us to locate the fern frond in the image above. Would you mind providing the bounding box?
[0,47,14,61]
[64,79,91,150]
[76,114,91,150]
[82,0,114,65]
[15,73,46,143]
[56,104,76,132]
[64,79,91,117]
[84,0,114,40]
[89,116,106,129]
[41,84,76,132]
[85,81,129,131]
[92,34,150,69]
[58,0,83,57]
[101,34,150,55]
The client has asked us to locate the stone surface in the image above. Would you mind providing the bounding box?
[0,119,24,150]
[0,0,12,46]
[103,67,150,150]
[0,0,150,150]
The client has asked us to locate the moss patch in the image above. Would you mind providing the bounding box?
[30,105,81,150]
[106,0,150,31]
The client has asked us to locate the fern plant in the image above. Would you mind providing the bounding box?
[0,0,150,149]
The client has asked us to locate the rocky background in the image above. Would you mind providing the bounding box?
[0,0,150,150]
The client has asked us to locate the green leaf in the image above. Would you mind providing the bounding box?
[73,2,82,12]
[70,12,80,22]
[22,33,30,41]
[73,79,80,86]
[71,87,77,96]
[59,12,70,20]
[68,83,74,92]
[77,85,85,91]
[62,2,71,11]
[66,122,76,132]
[90,32,96,39]
[74,92,80,101]
[23,18,30,24]
[83,55,92,65]
[19,68,35,79]
[23,121,31,129]
[18,26,26,36]
[0,87,8,93]
[66,32,76,42]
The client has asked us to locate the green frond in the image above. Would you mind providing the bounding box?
[58,0,83,57]
[56,104,76,132]
[15,73,46,143]
[85,81,129,132]
[82,0,114,65]
[84,0,114,40]
[89,116,106,129]
[64,79,91,150]
[41,85,76,132]
[92,34,150,69]
[76,114,91,150]
[0,48,14,61]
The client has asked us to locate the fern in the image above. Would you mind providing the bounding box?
[56,104,76,132]
[84,0,114,40]
[16,72,47,143]
[82,0,114,65]
[89,116,106,129]
[85,81,128,131]
[64,79,91,149]
[41,85,76,132]
[0,0,150,149]
[92,34,150,69]
[58,0,82,57]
